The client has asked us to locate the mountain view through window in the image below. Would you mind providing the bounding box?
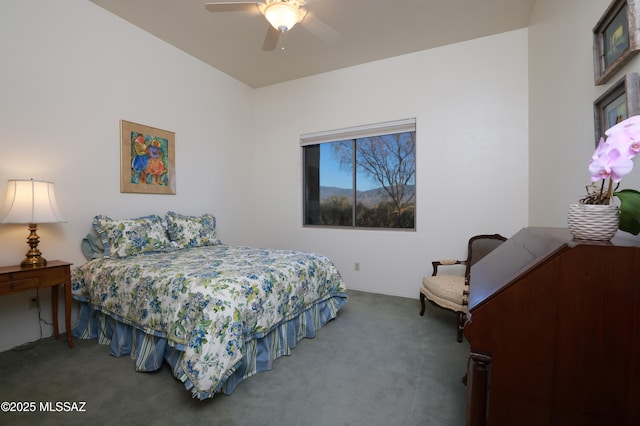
[303,128,416,229]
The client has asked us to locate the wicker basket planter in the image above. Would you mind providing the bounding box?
[567,203,619,241]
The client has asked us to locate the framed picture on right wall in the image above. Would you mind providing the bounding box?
[593,72,640,144]
[593,0,640,85]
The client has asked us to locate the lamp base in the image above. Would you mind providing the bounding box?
[20,223,48,268]
[21,255,47,268]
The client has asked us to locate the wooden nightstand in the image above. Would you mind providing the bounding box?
[0,260,74,349]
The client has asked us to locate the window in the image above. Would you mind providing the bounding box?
[302,119,416,229]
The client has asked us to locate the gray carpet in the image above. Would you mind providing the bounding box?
[0,290,469,426]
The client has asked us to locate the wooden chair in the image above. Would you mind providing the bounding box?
[420,234,507,342]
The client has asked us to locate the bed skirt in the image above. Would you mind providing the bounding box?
[72,294,347,400]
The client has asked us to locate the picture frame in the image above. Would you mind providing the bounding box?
[120,120,176,194]
[593,72,640,144]
[593,0,640,85]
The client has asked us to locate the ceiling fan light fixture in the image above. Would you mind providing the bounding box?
[263,2,303,32]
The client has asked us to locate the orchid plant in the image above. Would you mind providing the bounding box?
[581,114,640,235]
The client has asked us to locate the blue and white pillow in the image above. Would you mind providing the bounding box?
[92,214,172,258]
[165,211,221,249]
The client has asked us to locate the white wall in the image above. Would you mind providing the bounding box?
[252,30,530,298]
[5,0,622,352]
[529,0,640,227]
[0,0,254,351]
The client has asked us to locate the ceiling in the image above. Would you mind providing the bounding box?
[89,0,536,88]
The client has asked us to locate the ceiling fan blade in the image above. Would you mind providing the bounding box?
[301,13,340,44]
[262,25,281,51]
[205,1,263,13]
[205,1,262,4]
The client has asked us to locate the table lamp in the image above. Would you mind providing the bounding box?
[1,178,65,268]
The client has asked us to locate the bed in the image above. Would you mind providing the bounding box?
[71,212,347,400]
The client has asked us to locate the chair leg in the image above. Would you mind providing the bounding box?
[456,312,467,343]
[419,292,426,316]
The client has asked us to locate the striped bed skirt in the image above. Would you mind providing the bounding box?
[72,294,347,399]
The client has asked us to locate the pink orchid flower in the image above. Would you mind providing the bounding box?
[586,115,640,234]
[605,115,640,158]
[590,137,608,163]
[606,131,640,158]
[589,143,634,182]
[605,114,640,137]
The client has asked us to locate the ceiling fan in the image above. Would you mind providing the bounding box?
[205,0,340,51]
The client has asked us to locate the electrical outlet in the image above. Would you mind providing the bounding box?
[354,262,360,271]
[29,296,38,309]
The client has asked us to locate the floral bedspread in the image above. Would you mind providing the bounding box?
[71,245,347,395]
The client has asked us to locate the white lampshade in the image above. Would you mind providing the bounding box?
[263,2,302,32]
[1,179,65,224]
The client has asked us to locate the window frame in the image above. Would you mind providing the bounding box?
[300,118,416,231]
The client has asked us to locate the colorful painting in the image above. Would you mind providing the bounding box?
[120,120,176,194]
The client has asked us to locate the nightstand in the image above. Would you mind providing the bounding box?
[0,260,74,349]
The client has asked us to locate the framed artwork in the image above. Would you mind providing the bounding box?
[593,72,640,144]
[593,0,640,85]
[120,120,176,194]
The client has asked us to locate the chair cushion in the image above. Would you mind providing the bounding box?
[421,275,466,312]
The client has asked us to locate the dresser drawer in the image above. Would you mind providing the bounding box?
[0,277,39,295]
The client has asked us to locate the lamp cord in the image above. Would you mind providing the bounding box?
[10,288,52,351]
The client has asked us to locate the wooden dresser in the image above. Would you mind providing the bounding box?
[464,227,640,426]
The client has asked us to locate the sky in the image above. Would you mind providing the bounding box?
[317,134,416,191]
[318,143,379,191]
[319,143,351,188]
